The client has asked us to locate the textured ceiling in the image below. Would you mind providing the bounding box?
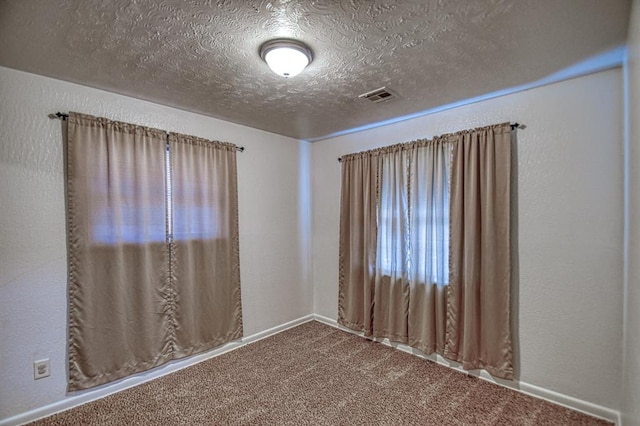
[0,0,631,140]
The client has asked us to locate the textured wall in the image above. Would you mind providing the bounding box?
[0,66,312,420]
[311,69,624,409]
[622,1,640,424]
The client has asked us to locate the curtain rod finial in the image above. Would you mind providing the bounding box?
[50,112,69,120]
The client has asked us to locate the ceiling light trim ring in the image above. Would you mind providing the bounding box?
[259,39,313,63]
[259,39,313,78]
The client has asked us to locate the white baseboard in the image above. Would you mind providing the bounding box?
[2,314,619,426]
[241,315,315,345]
[0,314,314,426]
[313,314,620,425]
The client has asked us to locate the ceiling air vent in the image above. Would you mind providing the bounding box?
[358,86,398,103]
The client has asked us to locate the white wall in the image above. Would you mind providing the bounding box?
[0,66,312,420]
[0,63,627,421]
[622,0,640,424]
[311,69,624,410]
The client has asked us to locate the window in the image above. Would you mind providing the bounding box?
[376,144,451,286]
[91,142,220,244]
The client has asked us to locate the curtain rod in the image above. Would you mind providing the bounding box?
[337,122,523,162]
[51,112,245,152]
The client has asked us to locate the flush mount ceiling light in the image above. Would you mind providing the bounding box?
[260,39,313,78]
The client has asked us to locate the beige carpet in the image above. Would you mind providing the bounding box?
[31,321,610,425]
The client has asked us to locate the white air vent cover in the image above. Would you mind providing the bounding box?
[358,86,398,103]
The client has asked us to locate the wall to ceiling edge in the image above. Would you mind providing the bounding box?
[0,65,313,420]
[311,68,625,412]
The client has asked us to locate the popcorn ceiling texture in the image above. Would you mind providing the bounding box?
[29,321,611,426]
[0,0,631,140]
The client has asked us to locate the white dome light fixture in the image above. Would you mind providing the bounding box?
[260,39,313,78]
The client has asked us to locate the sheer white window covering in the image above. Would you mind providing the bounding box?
[372,141,451,353]
[376,142,451,286]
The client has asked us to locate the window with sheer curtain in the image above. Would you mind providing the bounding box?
[376,143,451,287]
[66,112,243,391]
[338,123,514,380]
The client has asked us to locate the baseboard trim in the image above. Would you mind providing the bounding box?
[241,314,315,345]
[313,314,621,425]
[0,314,315,426]
[3,314,619,425]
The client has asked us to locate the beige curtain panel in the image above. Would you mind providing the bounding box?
[338,153,379,333]
[445,123,513,379]
[168,134,243,359]
[338,122,513,380]
[66,113,242,391]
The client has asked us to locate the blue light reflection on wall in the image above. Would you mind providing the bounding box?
[304,46,626,143]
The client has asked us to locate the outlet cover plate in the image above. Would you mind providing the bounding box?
[34,359,50,380]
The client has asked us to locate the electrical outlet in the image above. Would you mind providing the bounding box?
[33,359,50,380]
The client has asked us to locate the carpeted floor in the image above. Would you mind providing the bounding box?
[31,321,611,425]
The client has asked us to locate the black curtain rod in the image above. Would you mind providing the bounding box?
[51,112,245,152]
[337,122,523,162]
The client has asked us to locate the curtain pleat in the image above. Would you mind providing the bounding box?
[338,154,379,334]
[169,134,243,357]
[445,123,513,379]
[66,113,171,390]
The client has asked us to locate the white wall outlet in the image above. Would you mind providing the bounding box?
[33,359,50,380]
